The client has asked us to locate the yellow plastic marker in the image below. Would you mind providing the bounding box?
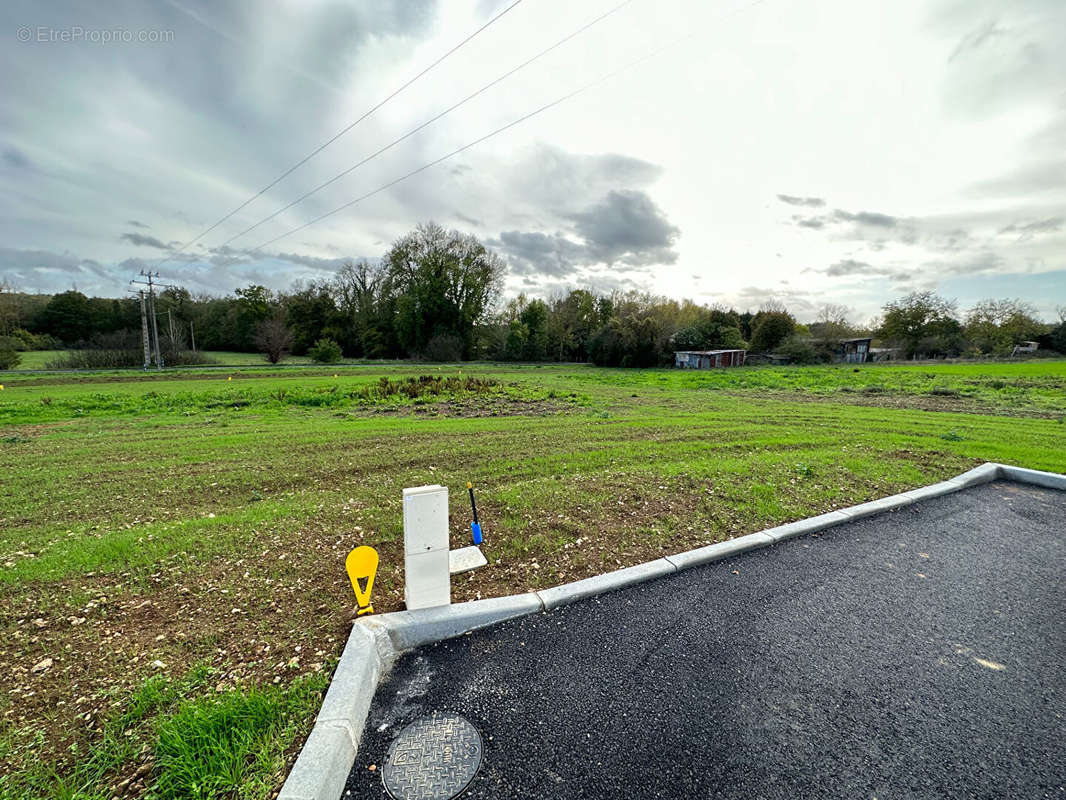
[345,546,379,616]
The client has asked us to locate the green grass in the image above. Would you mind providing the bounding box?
[5,350,67,370]
[1,359,1064,798]
[0,665,328,800]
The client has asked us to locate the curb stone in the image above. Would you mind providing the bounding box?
[536,558,677,611]
[277,461,1063,799]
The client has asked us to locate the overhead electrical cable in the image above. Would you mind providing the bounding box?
[243,0,768,255]
[218,0,635,247]
[152,0,526,268]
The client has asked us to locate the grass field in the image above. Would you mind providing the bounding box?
[1,360,1064,798]
[8,350,391,370]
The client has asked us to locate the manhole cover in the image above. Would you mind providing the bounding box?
[382,712,483,800]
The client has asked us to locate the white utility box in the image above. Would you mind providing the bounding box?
[402,484,450,610]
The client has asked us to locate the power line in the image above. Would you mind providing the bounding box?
[152,0,527,268]
[242,0,768,255]
[219,0,635,247]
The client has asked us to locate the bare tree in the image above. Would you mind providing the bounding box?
[254,315,293,364]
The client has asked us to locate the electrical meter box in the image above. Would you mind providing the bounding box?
[402,484,450,610]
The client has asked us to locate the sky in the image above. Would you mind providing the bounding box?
[0,0,1063,323]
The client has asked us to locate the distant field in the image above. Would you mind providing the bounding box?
[1,360,1064,797]
[9,350,340,369]
[6,350,66,369]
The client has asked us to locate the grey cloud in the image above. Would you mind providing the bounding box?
[493,231,586,277]
[972,159,1066,197]
[791,208,900,232]
[453,212,482,228]
[0,247,112,290]
[733,286,818,315]
[495,189,680,277]
[777,194,826,207]
[2,148,30,169]
[269,250,351,271]
[936,0,1066,118]
[832,209,899,228]
[121,232,171,249]
[824,259,876,276]
[948,20,1009,62]
[127,220,150,229]
[508,144,664,214]
[568,190,679,267]
[999,217,1063,240]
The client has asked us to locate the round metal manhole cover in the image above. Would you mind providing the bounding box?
[382,712,483,800]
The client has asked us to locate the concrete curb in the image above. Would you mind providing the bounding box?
[278,460,1062,799]
[369,593,545,652]
[536,558,677,611]
[279,624,393,800]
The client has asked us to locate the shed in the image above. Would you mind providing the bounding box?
[674,349,747,369]
[840,337,872,364]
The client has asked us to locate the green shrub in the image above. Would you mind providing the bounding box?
[0,346,21,370]
[422,334,464,362]
[308,337,343,364]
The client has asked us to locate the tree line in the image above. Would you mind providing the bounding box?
[1,223,1064,369]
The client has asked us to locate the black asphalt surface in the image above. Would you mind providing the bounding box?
[346,481,1066,799]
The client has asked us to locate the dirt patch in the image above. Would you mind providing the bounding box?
[359,397,573,418]
[735,390,1062,419]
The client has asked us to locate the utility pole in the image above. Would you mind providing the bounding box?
[137,290,150,370]
[189,319,196,352]
[131,270,168,370]
[167,309,177,350]
[127,286,152,371]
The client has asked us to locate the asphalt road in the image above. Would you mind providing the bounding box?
[347,481,1066,799]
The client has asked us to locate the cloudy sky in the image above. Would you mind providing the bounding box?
[1,0,1063,322]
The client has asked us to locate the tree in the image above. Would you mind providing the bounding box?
[234,285,276,351]
[546,289,599,362]
[879,292,963,358]
[254,316,293,364]
[284,282,338,355]
[37,290,92,343]
[750,309,796,353]
[588,307,664,367]
[0,339,20,370]
[308,337,343,364]
[383,223,504,358]
[964,299,1043,355]
[1044,320,1066,354]
[0,280,20,336]
[809,303,854,342]
[519,299,549,360]
[333,260,396,358]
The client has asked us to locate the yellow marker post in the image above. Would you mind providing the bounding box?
[345,546,379,616]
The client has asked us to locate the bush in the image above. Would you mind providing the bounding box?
[45,348,215,370]
[422,334,464,362]
[777,337,830,365]
[7,328,61,351]
[308,337,343,364]
[0,346,21,370]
